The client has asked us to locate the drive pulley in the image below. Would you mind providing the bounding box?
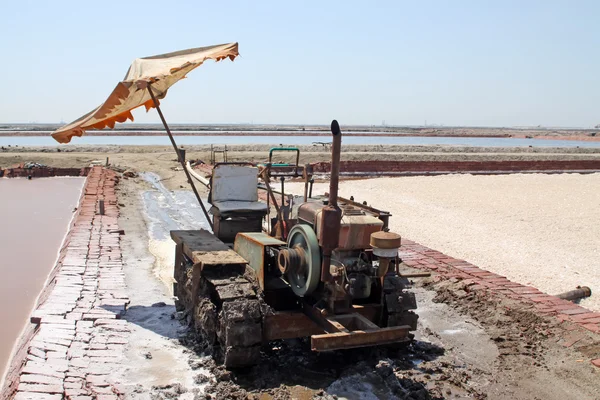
[277,224,321,297]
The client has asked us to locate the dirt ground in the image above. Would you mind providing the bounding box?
[2,144,600,187]
[4,146,600,398]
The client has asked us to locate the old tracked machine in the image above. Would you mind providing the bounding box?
[172,120,418,368]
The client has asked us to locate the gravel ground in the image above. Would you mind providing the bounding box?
[289,173,600,311]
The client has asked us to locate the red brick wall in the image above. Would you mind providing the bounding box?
[0,167,90,178]
[310,160,600,174]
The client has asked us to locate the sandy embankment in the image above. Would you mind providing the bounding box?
[2,144,600,190]
[289,173,600,311]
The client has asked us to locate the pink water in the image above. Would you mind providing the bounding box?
[0,177,85,379]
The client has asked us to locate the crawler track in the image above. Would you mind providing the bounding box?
[175,258,265,368]
[384,274,419,330]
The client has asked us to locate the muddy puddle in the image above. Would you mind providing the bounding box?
[0,177,84,381]
[112,174,214,398]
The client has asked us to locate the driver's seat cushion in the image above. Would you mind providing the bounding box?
[210,200,268,216]
[209,164,268,218]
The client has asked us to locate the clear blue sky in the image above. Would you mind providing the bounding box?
[1,1,598,127]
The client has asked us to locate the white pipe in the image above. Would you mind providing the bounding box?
[185,161,210,188]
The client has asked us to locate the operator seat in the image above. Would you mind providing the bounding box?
[209,164,268,242]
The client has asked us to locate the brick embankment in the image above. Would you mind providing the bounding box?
[400,239,600,364]
[0,165,90,178]
[2,166,129,400]
[311,160,600,175]
[192,160,600,180]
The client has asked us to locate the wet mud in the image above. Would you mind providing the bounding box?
[116,172,600,400]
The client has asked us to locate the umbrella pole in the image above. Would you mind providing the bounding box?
[147,84,214,231]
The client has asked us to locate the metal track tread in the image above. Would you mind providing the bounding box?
[201,268,264,368]
[383,274,419,330]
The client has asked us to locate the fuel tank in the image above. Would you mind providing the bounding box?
[297,200,383,250]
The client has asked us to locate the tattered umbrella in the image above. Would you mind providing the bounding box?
[52,42,240,227]
[52,42,238,143]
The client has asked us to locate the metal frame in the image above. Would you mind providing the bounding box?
[210,144,229,165]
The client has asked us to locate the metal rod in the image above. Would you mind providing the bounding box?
[303,164,309,202]
[261,169,281,215]
[147,84,213,230]
[280,177,285,208]
[260,167,284,239]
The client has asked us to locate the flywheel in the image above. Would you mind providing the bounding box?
[285,224,321,297]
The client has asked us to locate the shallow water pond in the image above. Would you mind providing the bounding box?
[0,177,84,380]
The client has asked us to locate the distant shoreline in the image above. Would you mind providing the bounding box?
[1,123,598,140]
[0,130,511,138]
[1,130,599,142]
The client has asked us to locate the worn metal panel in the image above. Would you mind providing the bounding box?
[234,233,284,289]
[311,325,410,351]
[171,229,247,266]
[239,232,285,246]
[214,218,263,243]
[263,312,324,341]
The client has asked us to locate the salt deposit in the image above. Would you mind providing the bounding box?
[289,173,600,311]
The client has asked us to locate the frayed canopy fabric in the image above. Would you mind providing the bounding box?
[52,42,238,144]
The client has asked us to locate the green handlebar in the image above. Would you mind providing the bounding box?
[269,147,300,167]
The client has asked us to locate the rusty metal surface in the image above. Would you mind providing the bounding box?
[337,196,392,229]
[337,196,388,216]
[234,232,285,290]
[263,305,383,341]
[328,120,342,208]
[370,231,402,249]
[170,230,246,266]
[318,120,344,283]
[213,217,263,243]
[337,214,383,250]
[330,312,379,331]
[556,286,592,302]
[352,304,381,322]
[310,325,410,351]
[297,201,325,226]
[237,232,286,246]
[319,207,341,283]
[302,301,343,334]
[277,245,307,274]
[263,311,324,341]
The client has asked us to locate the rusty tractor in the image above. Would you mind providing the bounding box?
[171,120,418,368]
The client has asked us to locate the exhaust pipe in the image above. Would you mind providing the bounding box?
[329,120,342,208]
[319,120,343,282]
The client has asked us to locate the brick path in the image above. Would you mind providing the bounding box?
[400,239,600,365]
[6,167,129,400]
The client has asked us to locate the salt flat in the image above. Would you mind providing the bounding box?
[291,173,600,311]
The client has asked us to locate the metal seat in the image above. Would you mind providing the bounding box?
[209,164,267,241]
[211,200,268,216]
